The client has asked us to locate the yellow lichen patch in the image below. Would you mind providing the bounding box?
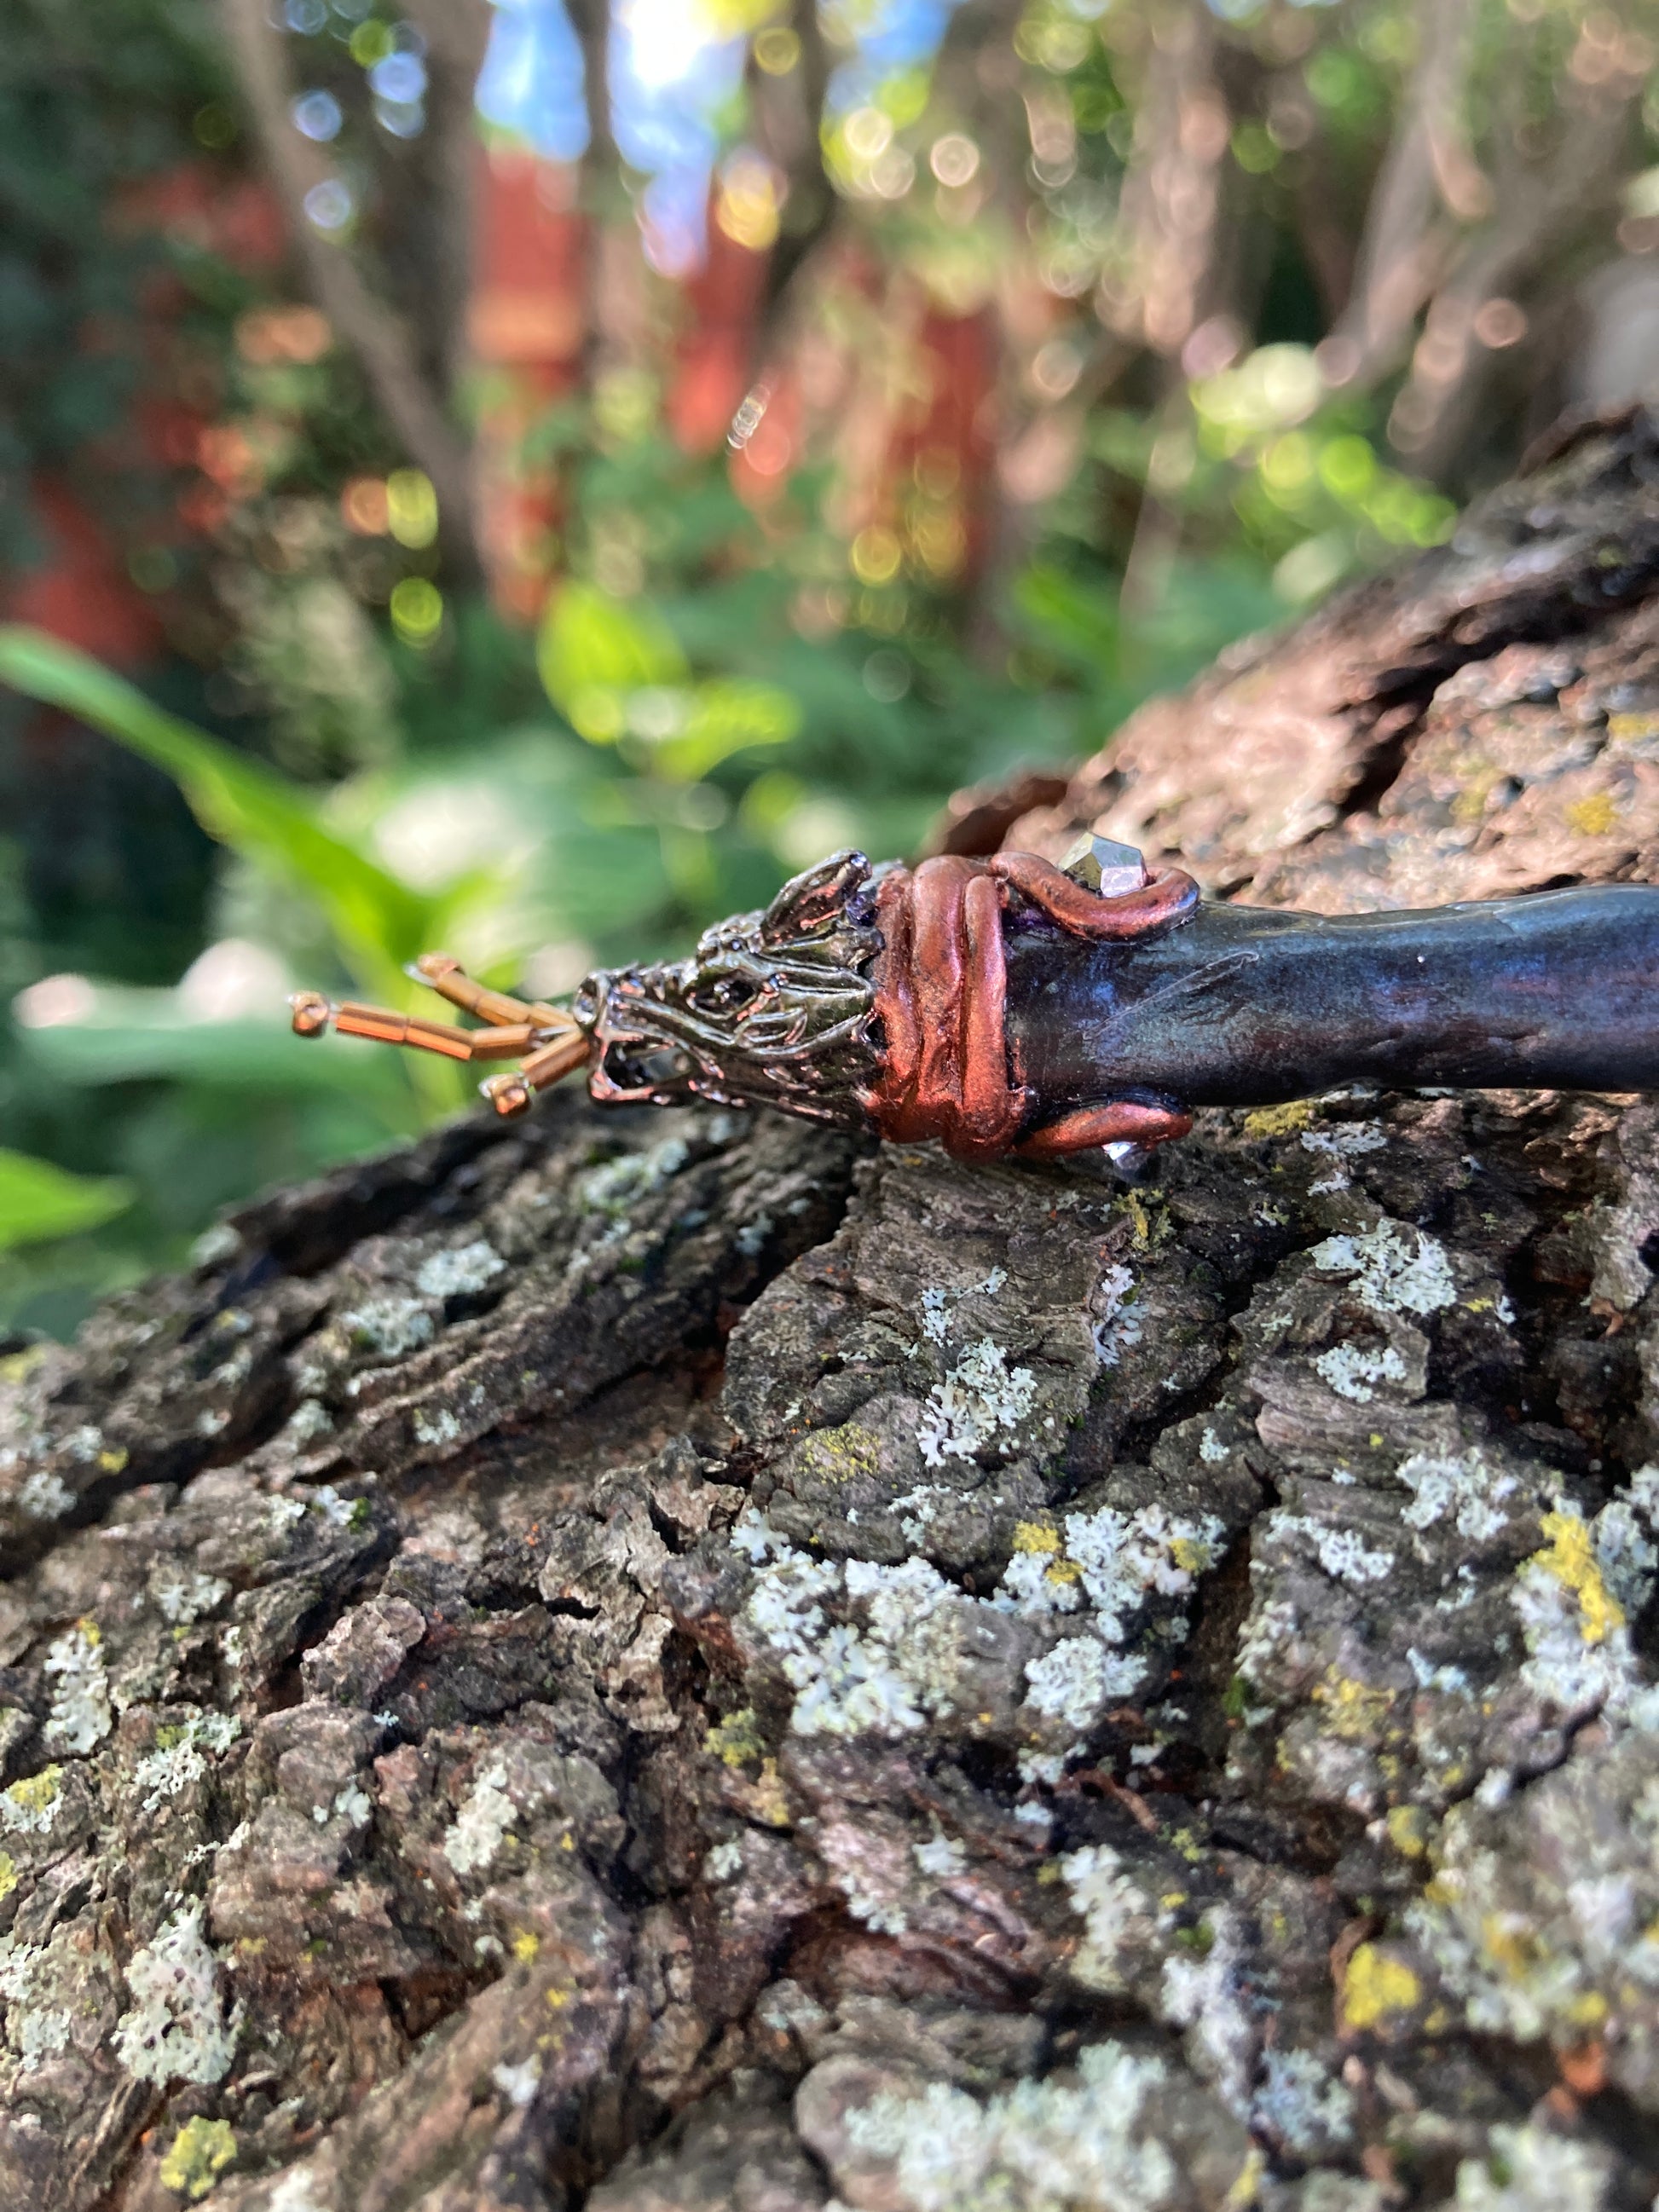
[800,1424,882,1483]
[1312,1672,1399,1743]
[4,1766,61,1821]
[0,1345,48,1387]
[0,1851,16,1899]
[1481,1911,1543,1979]
[1123,1190,1154,1248]
[1340,1944,1421,2030]
[511,1929,541,1964]
[1565,793,1620,837]
[1011,1522,1062,1555]
[158,2115,237,2200]
[1608,712,1659,744]
[545,1984,570,2011]
[749,1758,790,1827]
[1386,1805,1430,1859]
[1222,2146,1266,2209]
[98,1447,128,1475]
[1044,1556,1085,1586]
[1170,1536,1213,1574]
[1565,1989,1610,2029]
[703,1707,766,1768]
[1243,1100,1315,1140]
[1529,1510,1623,1644]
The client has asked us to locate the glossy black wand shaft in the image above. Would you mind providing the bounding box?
[1005,883,1659,1110]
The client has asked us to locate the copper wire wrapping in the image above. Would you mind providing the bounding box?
[860,850,1198,1161]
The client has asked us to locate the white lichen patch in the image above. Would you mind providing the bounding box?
[283,1398,333,1447]
[1159,1912,1255,2116]
[113,1903,235,2085]
[1274,1516,1396,1587]
[913,1830,966,1879]
[268,2169,327,2212]
[1509,1499,1659,1723]
[1593,1463,1659,1614]
[1396,1448,1520,1544]
[43,1621,112,1753]
[890,1483,954,1544]
[133,1712,239,1816]
[415,1239,506,1299]
[579,1136,689,1215]
[413,1406,465,1449]
[17,1469,72,1522]
[1408,1812,1653,2053]
[835,1865,909,1935]
[492,2056,541,2109]
[733,1526,970,1739]
[917,1339,1038,1465]
[1300,1120,1386,1193]
[843,2040,1187,2212]
[0,1936,72,2069]
[735,1486,1224,1752]
[1024,1634,1147,1728]
[1058,1844,1158,1993]
[918,1268,1009,1346]
[704,1837,744,1882]
[998,1503,1224,1641]
[1090,1261,1138,1369]
[1309,1220,1456,1317]
[1251,2047,1356,2156]
[1449,2122,1615,2212]
[149,1564,232,1626]
[443,1759,517,1876]
[339,1296,436,1362]
[327,1783,373,1828]
[1314,1341,1407,1403]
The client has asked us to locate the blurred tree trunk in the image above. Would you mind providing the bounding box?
[217,0,485,584]
[9,411,1659,2211]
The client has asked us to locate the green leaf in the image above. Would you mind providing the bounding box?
[653,679,801,782]
[17,1010,420,1121]
[0,627,435,995]
[536,584,687,741]
[0,1149,132,1251]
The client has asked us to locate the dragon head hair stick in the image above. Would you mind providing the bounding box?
[292,840,1659,1164]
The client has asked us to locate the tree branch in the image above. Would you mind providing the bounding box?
[217,0,482,582]
[1327,0,1477,382]
[747,0,835,351]
[401,0,494,406]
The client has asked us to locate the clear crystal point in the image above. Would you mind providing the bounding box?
[1061,833,1147,898]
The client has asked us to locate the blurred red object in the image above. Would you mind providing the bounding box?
[2,478,165,666]
[669,202,768,456]
[4,159,286,667]
[471,147,586,621]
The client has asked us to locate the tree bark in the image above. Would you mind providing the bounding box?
[6,409,1659,2211]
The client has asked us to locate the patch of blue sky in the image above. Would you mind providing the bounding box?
[474,0,962,269]
[823,0,957,111]
[476,0,589,162]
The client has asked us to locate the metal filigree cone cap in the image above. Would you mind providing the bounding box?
[573,850,886,1124]
[292,836,1659,1165]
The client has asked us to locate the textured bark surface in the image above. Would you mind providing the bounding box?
[7,410,1659,2212]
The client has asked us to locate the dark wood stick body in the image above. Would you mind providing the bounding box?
[1003,883,1659,1110]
